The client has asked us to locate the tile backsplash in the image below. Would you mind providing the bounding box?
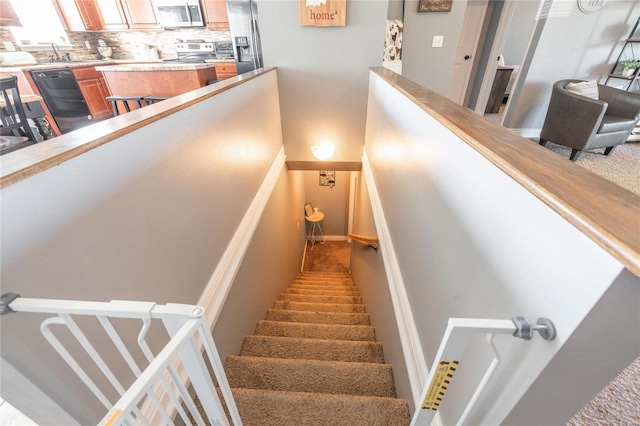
[0,27,231,62]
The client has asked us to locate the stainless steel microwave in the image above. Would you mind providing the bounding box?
[155,0,204,27]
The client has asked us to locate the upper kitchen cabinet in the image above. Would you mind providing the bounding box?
[96,0,129,29]
[121,0,161,29]
[201,0,229,30]
[56,0,105,31]
[0,0,21,26]
[56,0,160,31]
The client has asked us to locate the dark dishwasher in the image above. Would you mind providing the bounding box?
[30,69,92,134]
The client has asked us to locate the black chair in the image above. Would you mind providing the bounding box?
[105,95,149,116]
[143,95,170,105]
[539,80,640,161]
[1,75,38,155]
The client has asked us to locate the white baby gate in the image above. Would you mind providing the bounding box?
[411,316,556,426]
[1,293,242,426]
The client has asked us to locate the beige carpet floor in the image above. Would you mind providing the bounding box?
[303,240,351,273]
[540,141,640,195]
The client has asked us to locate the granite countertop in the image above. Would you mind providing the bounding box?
[0,60,151,72]
[95,62,219,72]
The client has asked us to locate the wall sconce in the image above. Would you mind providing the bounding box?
[311,144,335,160]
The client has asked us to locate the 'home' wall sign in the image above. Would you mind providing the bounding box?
[299,0,346,26]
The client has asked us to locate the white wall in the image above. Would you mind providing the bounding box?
[0,72,285,424]
[302,170,350,236]
[349,171,414,411]
[504,0,640,132]
[213,167,306,362]
[259,0,388,163]
[401,0,468,95]
[364,71,639,423]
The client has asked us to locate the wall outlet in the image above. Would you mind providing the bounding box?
[85,41,91,49]
[432,36,444,48]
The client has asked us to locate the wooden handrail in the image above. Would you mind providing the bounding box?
[349,233,379,251]
[370,66,640,276]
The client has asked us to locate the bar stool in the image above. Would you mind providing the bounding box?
[305,210,325,249]
[143,95,170,105]
[106,95,148,116]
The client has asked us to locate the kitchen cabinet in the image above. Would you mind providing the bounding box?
[121,0,161,29]
[97,63,218,98]
[202,0,230,30]
[73,67,113,121]
[56,0,159,31]
[215,62,237,79]
[56,0,104,31]
[96,0,130,29]
[0,0,21,26]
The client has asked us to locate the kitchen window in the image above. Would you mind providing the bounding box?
[7,0,70,48]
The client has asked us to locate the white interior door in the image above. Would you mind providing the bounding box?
[447,0,489,105]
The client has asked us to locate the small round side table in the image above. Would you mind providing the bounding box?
[305,210,325,248]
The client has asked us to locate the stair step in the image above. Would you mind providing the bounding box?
[255,320,376,341]
[273,301,366,313]
[284,287,360,296]
[298,272,351,277]
[289,283,358,292]
[224,356,396,397]
[240,335,384,363]
[265,309,371,325]
[291,279,356,287]
[231,388,411,426]
[279,294,363,304]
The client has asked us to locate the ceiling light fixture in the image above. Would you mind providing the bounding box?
[311,144,335,160]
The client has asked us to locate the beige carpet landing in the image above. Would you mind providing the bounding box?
[224,271,411,425]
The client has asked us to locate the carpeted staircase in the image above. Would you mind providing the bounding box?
[224,271,411,425]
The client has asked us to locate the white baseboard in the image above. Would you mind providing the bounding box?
[361,148,428,410]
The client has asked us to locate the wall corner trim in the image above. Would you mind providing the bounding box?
[361,148,429,409]
[198,145,287,329]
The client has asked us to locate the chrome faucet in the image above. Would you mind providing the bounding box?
[51,43,61,61]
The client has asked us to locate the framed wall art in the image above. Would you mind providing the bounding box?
[418,0,453,12]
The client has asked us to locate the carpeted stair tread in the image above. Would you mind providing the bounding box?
[239,335,385,363]
[265,309,371,325]
[255,320,376,341]
[231,388,411,426]
[288,284,358,292]
[273,301,366,313]
[278,293,363,304]
[284,287,360,296]
[291,279,356,287]
[224,356,396,397]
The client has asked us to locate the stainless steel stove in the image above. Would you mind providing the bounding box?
[165,40,235,63]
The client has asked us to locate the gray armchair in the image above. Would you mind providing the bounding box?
[539,79,640,161]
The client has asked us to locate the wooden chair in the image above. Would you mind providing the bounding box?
[0,75,38,155]
[105,95,149,116]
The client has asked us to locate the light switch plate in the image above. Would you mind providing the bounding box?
[85,41,91,49]
[432,36,444,48]
[3,41,16,52]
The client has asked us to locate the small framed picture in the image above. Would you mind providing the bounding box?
[418,0,453,12]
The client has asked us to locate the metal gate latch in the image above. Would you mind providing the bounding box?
[511,316,556,340]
